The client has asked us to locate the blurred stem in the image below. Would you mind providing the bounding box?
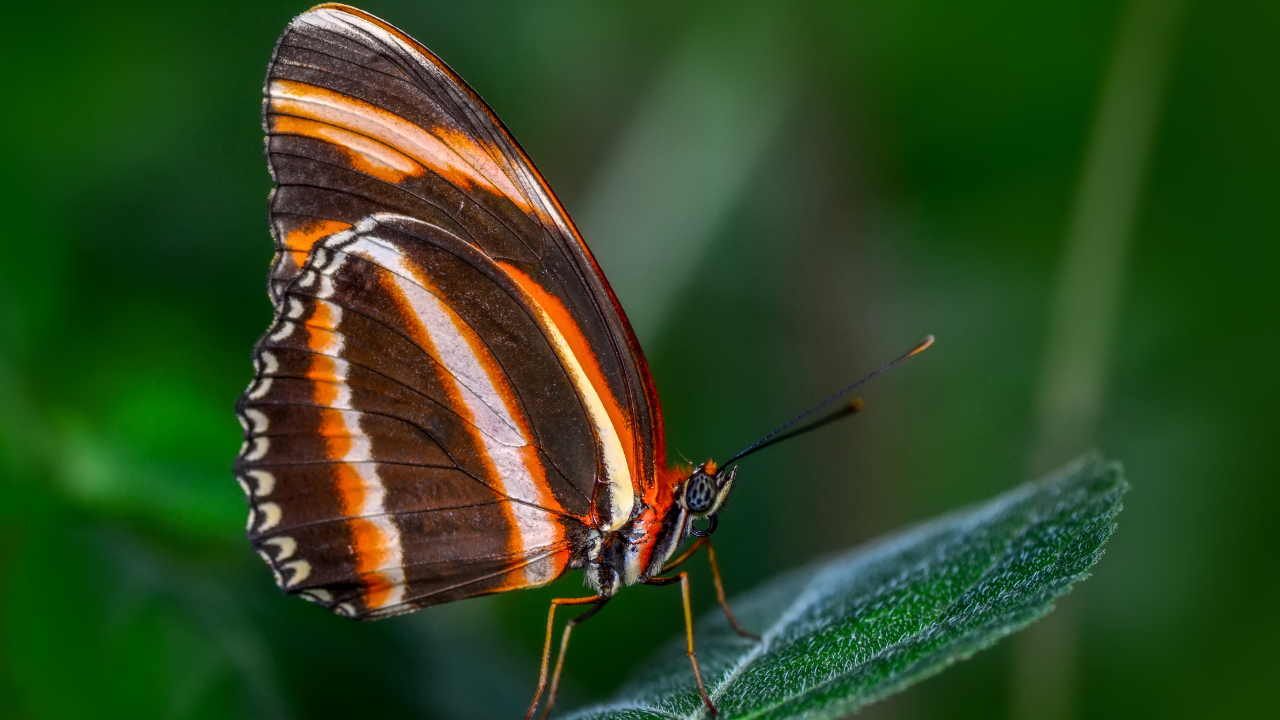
[1013,1,1191,719]
[1027,0,1191,475]
[578,5,794,343]
[0,349,54,478]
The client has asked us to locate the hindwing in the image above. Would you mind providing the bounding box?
[236,215,615,617]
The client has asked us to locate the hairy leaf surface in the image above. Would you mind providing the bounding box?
[566,456,1127,720]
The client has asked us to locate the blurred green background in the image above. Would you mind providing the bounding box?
[1,0,1275,718]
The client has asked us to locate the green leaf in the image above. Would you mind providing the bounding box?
[565,455,1127,720]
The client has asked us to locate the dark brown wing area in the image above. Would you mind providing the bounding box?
[235,215,612,618]
[261,5,667,502]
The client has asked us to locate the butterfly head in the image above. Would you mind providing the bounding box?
[677,460,736,536]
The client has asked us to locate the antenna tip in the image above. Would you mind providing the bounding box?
[909,335,935,357]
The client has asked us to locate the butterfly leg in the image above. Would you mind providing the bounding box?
[704,539,760,642]
[661,538,759,642]
[540,596,610,720]
[643,572,719,717]
[661,536,707,573]
[525,595,605,720]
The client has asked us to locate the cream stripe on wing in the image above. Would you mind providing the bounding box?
[337,235,561,582]
[496,263,636,532]
[305,282,406,609]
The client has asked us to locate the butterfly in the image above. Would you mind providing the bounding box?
[235,5,931,717]
[234,4,755,716]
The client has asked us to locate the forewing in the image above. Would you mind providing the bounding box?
[263,4,667,510]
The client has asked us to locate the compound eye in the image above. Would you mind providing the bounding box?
[685,474,717,515]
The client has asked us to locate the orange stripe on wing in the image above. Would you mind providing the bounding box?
[305,299,342,353]
[282,218,351,269]
[364,250,567,589]
[497,262,638,529]
[329,434,403,609]
[268,78,535,214]
[271,114,422,184]
[297,4,565,234]
[305,302,405,611]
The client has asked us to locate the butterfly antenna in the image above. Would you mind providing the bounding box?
[734,396,866,458]
[722,335,934,466]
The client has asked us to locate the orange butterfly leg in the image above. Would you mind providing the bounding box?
[643,572,719,717]
[704,539,760,642]
[661,536,707,573]
[661,537,759,642]
[525,595,606,720]
[540,597,609,720]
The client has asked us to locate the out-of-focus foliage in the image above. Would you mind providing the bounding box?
[568,457,1126,720]
[0,1,1275,719]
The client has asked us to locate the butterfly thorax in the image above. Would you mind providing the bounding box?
[581,462,736,596]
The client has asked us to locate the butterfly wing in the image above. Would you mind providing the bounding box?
[238,214,640,617]
[261,4,666,510]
